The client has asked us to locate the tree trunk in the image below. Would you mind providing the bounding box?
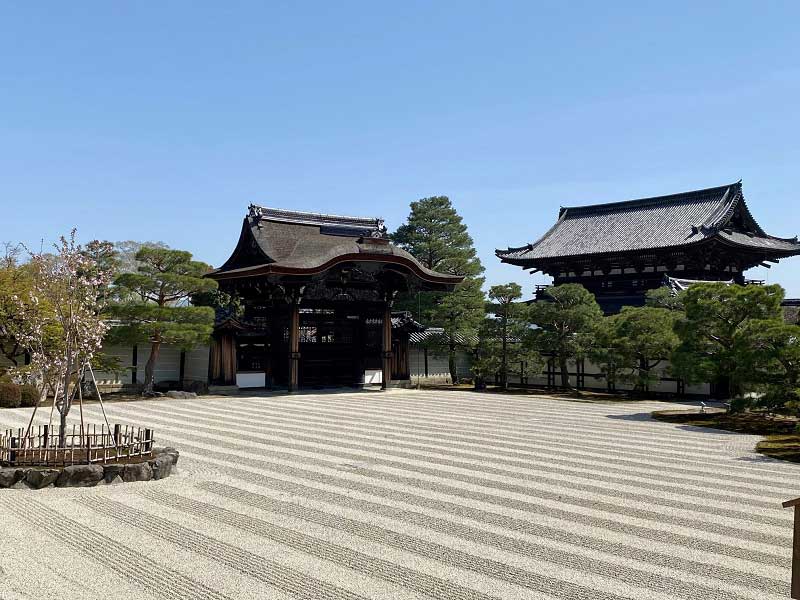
[559,354,571,390]
[59,409,67,447]
[59,354,72,446]
[448,340,458,385]
[500,314,508,390]
[143,339,161,394]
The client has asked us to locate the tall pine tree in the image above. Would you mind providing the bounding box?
[392,196,484,383]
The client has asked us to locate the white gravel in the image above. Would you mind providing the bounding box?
[0,389,797,599]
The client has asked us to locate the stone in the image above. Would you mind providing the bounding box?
[165,391,197,399]
[155,446,180,466]
[25,469,60,489]
[102,464,125,484]
[0,468,24,488]
[149,455,173,480]
[122,461,152,482]
[55,465,104,488]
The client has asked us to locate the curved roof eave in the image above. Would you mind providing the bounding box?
[208,252,463,288]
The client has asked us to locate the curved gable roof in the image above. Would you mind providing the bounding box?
[209,205,462,288]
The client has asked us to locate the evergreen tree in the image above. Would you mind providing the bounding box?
[106,247,217,394]
[529,284,603,390]
[391,196,483,277]
[645,286,685,311]
[474,283,539,390]
[593,306,679,393]
[392,196,484,383]
[734,320,800,414]
[671,282,784,399]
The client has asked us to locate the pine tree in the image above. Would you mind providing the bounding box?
[392,196,484,383]
[593,306,679,393]
[672,282,784,399]
[106,247,217,394]
[475,283,540,390]
[529,284,603,390]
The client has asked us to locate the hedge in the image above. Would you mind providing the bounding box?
[0,383,22,408]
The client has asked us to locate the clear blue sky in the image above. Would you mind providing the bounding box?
[2,2,799,297]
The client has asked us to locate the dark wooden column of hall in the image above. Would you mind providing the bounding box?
[381,302,392,390]
[287,287,303,392]
[381,290,396,390]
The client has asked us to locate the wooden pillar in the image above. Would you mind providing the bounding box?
[288,303,300,392]
[381,303,392,390]
[785,498,800,598]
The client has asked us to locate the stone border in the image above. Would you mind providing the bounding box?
[0,447,179,490]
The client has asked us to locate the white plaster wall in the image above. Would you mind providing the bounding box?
[408,347,473,383]
[184,346,210,382]
[93,345,135,386]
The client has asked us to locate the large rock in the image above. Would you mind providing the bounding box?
[102,464,125,484]
[154,446,180,466]
[55,465,104,488]
[122,462,152,482]
[149,455,173,480]
[0,468,24,488]
[25,469,60,489]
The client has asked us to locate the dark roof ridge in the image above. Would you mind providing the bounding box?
[249,204,383,229]
[559,180,742,218]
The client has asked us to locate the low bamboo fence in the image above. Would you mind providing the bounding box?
[0,424,154,467]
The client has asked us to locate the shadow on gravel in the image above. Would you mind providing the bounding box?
[606,413,655,422]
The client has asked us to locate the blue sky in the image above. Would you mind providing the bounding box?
[2,2,799,297]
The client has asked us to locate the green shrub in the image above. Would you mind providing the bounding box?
[19,384,39,408]
[728,396,752,414]
[0,383,22,408]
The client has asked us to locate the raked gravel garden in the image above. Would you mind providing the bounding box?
[0,388,797,600]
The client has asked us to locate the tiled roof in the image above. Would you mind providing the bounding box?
[497,181,800,263]
[249,205,385,238]
[409,327,478,346]
[209,205,462,288]
[665,276,734,294]
[391,311,425,333]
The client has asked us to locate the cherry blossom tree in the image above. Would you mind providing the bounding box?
[10,231,114,445]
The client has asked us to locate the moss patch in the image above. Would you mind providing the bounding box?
[652,409,800,464]
[756,435,800,464]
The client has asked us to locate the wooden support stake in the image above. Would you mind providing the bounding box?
[784,497,800,598]
[9,436,18,465]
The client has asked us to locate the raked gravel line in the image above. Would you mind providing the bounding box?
[119,399,790,525]
[147,397,791,504]
[0,389,797,600]
[94,403,793,556]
